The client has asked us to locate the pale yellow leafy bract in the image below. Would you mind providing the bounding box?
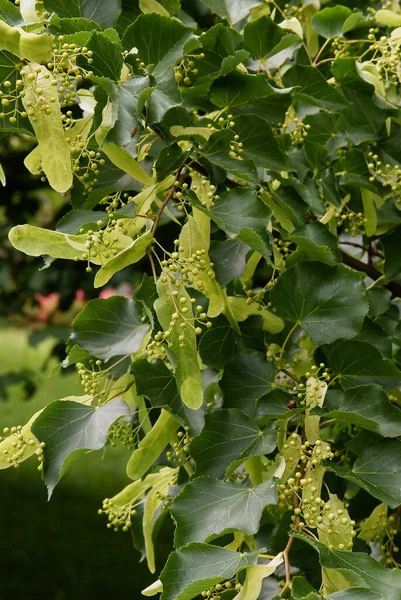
[22,63,73,193]
[154,279,203,409]
[0,22,53,63]
[0,395,92,470]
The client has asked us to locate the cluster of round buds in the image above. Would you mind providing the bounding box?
[76,360,105,394]
[70,145,106,194]
[229,133,244,161]
[1,426,42,468]
[291,364,331,405]
[380,514,401,566]
[109,420,136,449]
[98,191,136,214]
[201,580,242,598]
[167,427,194,466]
[35,442,47,471]
[46,38,95,104]
[367,152,401,202]
[99,497,137,532]
[160,242,217,294]
[297,497,356,548]
[301,439,335,467]
[335,209,368,237]
[147,335,168,361]
[331,37,353,60]
[364,30,401,89]
[157,489,175,512]
[190,177,219,208]
[174,52,204,85]
[276,238,293,258]
[74,223,125,272]
[284,112,310,144]
[0,77,27,124]
[206,113,235,135]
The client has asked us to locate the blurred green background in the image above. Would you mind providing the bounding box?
[0,329,161,600]
[0,138,171,599]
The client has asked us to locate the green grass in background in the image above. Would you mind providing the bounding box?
[0,329,165,600]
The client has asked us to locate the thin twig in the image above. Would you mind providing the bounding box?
[340,240,384,259]
[148,249,157,282]
[151,167,183,237]
[280,465,304,595]
[341,250,401,297]
[280,368,301,384]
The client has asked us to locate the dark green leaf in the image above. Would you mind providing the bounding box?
[0,0,23,25]
[355,318,392,358]
[200,0,262,24]
[256,389,297,423]
[131,359,204,435]
[198,316,265,371]
[71,297,150,362]
[303,141,328,171]
[311,6,352,38]
[209,238,250,287]
[220,351,276,417]
[367,288,392,318]
[193,187,271,260]
[232,114,288,171]
[160,543,260,600]
[155,142,187,182]
[317,384,401,437]
[202,129,258,183]
[79,32,123,82]
[271,262,369,345]
[0,51,32,134]
[289,222,341,265]
[382,226,401,280]
[32,398,129,497]
[300,536,401,599]
[243,16,283,60]
[171,477,276,547]
[43,0,122,27]
[190,409,276,478]
[122,14,193,88]
[106,76,150,148]
[324,340,401,391]
[283,65,348,110]
[328,590,382,600]
[210,72,287,109]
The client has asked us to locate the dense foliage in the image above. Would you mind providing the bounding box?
[4,0,401,597]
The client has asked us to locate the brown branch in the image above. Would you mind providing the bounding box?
[151,167,183,237]
[280,367,301,384]
[281,464,304,595]
[340,240,384,259]
[341,250,401,298]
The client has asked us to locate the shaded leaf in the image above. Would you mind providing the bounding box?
[318,384,401,437]
[160,543,260,600]
[71,297,150,362]
[198,315,265,371]
[32,397,129,497]
[220,351,276,417]
[190,409,276,478]
[43,0,121,27]
[271,262,368,345]
[171,477,276,547]
[324,340,401,391]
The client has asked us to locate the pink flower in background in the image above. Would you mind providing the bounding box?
[34,292,60,322]
[99,284,132,299]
